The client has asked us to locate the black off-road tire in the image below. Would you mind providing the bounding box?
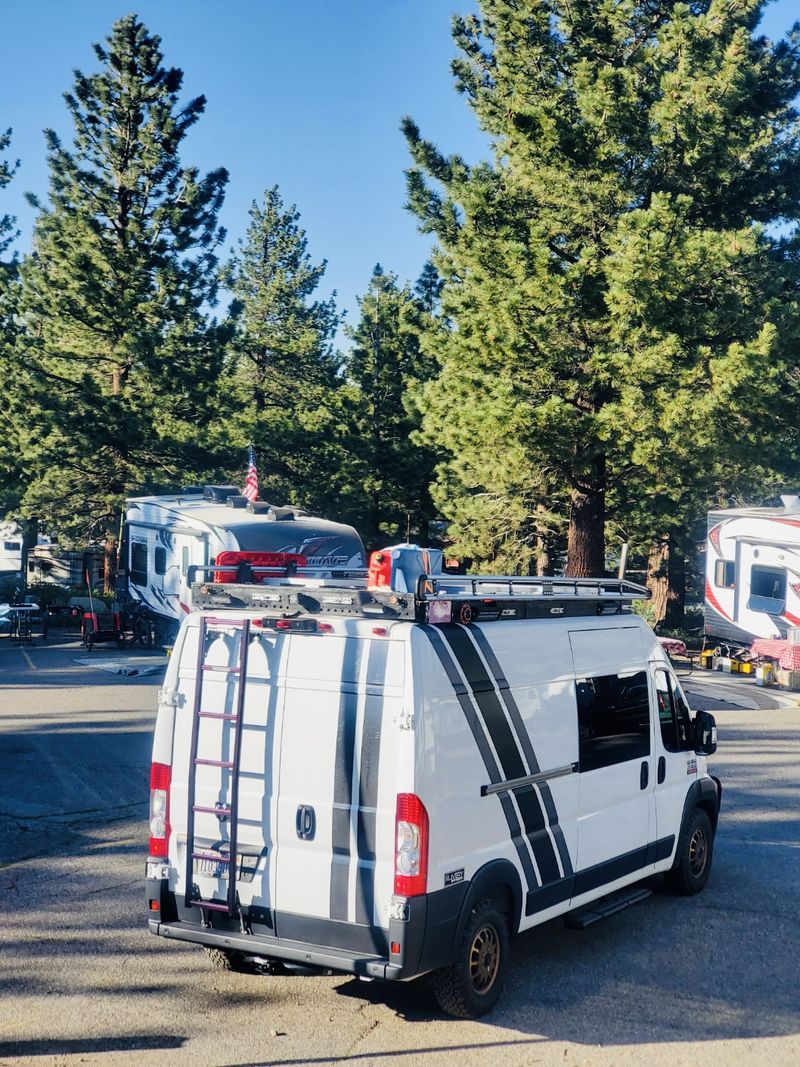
[666,807,714,895]
[430,897,510,1018]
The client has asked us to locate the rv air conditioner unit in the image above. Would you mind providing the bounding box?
[203,485,240,503]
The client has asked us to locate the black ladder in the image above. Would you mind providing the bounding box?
[185,615,251,917]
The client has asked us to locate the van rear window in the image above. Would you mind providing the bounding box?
[575,671,650,772]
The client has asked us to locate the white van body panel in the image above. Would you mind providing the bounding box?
[275,627,410,931]
[569,626,652,874]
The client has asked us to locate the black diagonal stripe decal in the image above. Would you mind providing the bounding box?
[470,626,574,877]
[422,626,538,895]
[354,639,389,926]
[329,637,364,920]
[441,625,562,887]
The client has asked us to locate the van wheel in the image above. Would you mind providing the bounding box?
[430,897,509,1018]
[666,807,714,895]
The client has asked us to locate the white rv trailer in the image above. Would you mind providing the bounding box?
[0,520,102,587]
[704,495,800,645]
[124,487,366,642]
[0,521,22,576]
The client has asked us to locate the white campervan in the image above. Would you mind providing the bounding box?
[146,555,721,1017]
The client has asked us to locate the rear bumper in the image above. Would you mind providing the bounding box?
[147,916,403,979]
[146,877,467,982]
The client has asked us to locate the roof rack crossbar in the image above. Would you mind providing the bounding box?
[420,575,648,601]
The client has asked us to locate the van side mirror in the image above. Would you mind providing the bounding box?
[693,710,718,755]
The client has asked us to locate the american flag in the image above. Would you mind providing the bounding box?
[242,446,259,502]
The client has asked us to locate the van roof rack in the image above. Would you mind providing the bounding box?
[189,567,649,625]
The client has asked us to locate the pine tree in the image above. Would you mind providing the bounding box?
[11,17,229,590]
[0,127,18,260]
[403,1,800,577]
[345,264,438,549]
[0,128,22,520]
[223,186,362,519]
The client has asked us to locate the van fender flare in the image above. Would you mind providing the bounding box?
[448,859,524,962]
[680,776,722,835]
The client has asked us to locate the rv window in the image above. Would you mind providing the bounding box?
[4,541,21,551]
[181,546,189,578]
[654,669,693,753]
[154,546,167,576]
[130,542,148,586]
[748,565,786,613]
[714,560,735,588]
[575,670,650,772]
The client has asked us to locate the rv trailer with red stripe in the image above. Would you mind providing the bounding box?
[705,495,800,644]
[146,549,721,1018]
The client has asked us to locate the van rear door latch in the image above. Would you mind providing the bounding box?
[296,805,316,840]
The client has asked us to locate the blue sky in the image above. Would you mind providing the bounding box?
[1,1,798,340]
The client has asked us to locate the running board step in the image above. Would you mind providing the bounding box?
[564,887,652,930]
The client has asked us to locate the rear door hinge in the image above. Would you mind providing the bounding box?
[158,687,185,709]
[394,708,415,731]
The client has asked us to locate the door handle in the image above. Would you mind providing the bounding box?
[657,756,666,784]
[640,761,649,790]
[296,804,316,841]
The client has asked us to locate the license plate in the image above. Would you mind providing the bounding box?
[192,851,259,882]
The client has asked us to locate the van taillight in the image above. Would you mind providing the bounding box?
[394,793,428,897]
[149,762,171,858]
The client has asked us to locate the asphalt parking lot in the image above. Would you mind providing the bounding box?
[1,636,798,1066]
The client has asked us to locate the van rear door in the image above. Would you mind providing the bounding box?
[273,631,404,951]
[169,618,286,923]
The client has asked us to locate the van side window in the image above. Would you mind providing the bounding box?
[669,676,694,750]
[130,542,148,586]
[655,669,693,752]
[575,671,650,772]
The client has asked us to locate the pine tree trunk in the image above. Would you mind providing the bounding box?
[665,536,686,630]
[647,533,687,629]
[566,458,606,577]
[647,536,669,625]
[536,540,553,576]
[535,504,554,576]
[104,536,117,598]
[20,519,38,595]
